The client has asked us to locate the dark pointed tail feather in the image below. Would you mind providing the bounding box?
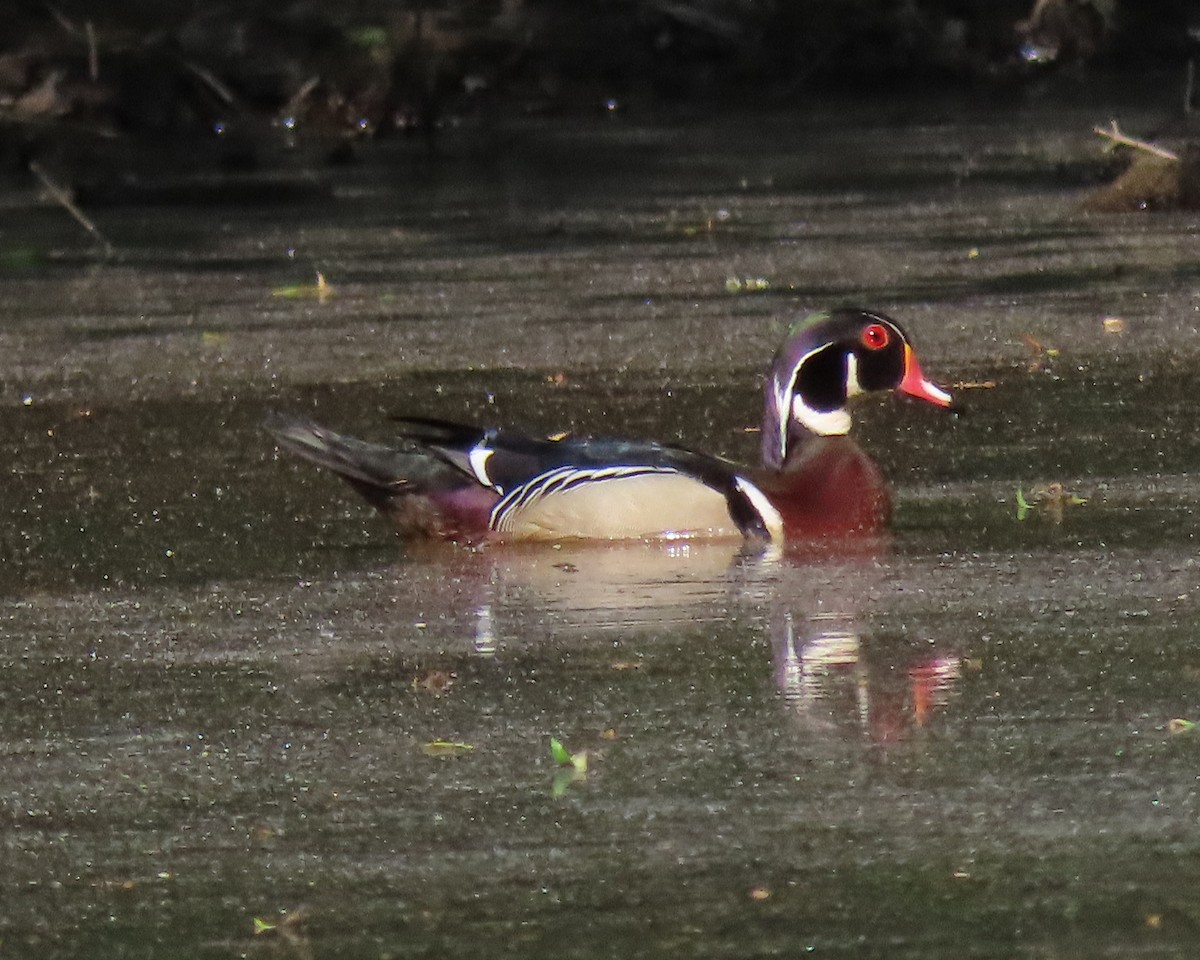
[391,416,490,448]
[264,413,463,497]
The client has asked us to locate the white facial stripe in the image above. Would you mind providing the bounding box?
[468,446,496,488]
[776,342,837,456]
[735,477,785,541]
[774,370,795,460]
[792,393,852,436]
[845,352,862,399]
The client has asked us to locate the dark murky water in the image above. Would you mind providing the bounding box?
[4,93,1200,957]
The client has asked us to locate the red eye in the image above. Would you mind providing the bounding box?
[861,323,890,351]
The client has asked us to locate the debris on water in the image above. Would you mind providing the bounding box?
[1102,317,1125,334]
[272,271,333,302]
[412,669,457,696]
[952,379,997,390]
[422,741,475,757]
[724,276,770,294]
[1082,123,1200,213]
[252,908,309,947]
[1022,333,1059,372]
[1167,718,1196,736]
[1015,483,1087,523]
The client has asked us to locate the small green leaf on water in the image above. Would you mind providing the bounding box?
[253,917,276,935]
[550,737,589,772]
[1168,718,1196,736]
[549,736,573,766]
[1015,487,1033,521]
[549,737,588,773]
[272,271,333,302]
[422,741,475,757]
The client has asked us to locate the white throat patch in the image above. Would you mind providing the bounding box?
[773,343,855,449]
[791,394,852,436]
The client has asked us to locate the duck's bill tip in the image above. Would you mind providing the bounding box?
[899,374,954,408]
[898,352,954,409]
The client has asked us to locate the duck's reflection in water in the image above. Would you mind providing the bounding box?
[406,538,960,743]
[775,609,960,743]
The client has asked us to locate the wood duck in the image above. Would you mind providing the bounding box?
[266,308,953,545]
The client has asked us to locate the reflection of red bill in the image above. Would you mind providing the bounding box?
[900,344,954,408]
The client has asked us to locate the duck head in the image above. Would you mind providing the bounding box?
[761,308,953,469]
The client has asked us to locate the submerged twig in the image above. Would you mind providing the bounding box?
[28,161,113,254]
[45,3,81,37]
[181,59,237,106]
[281,75,321,120]
[1092,120,1179,161]
[86,21,99,82]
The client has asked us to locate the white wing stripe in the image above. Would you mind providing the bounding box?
[468,445,497,489]
[490,465,680,531]
[734,476,785,541]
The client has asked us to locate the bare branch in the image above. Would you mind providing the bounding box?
[1092,120,1179,161]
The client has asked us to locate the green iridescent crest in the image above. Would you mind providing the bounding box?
[788,311,830,337]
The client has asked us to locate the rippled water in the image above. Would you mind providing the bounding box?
[4,91,1200,957]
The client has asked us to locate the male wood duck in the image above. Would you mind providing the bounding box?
[266,309,953,545]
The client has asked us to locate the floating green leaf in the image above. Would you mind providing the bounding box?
[1015,487,1033,521]
[549,736,573,766]
[272,271,332,302]
[253,917,276,935]
[549,737,588,773]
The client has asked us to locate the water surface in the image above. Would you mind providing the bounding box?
[4,94,1200,957]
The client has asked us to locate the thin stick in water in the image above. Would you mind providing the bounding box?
[28,161,113,254]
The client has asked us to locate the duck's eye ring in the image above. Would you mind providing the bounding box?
[861,323,890,351]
